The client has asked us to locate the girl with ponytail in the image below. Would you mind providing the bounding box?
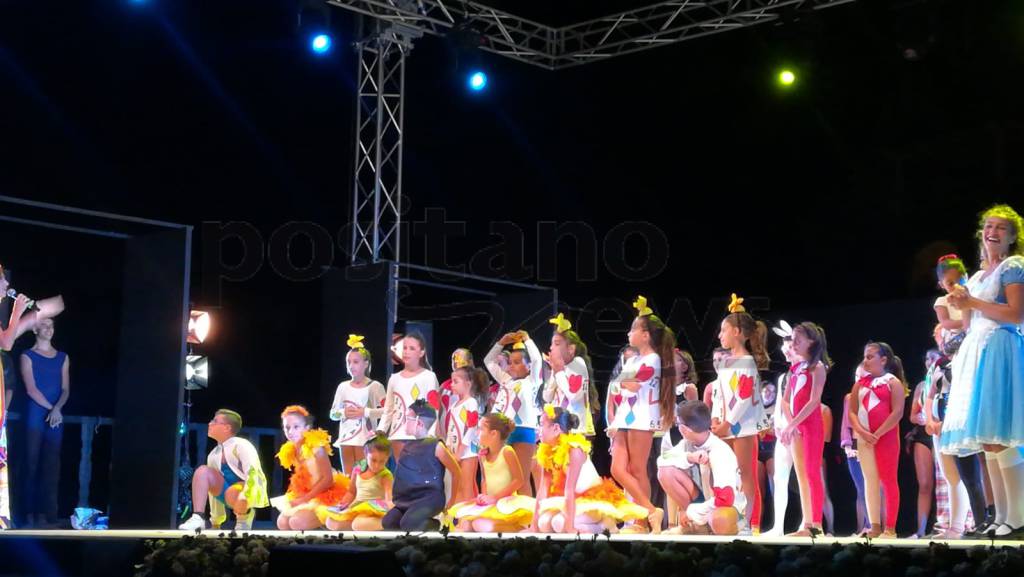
[711,294,768,534]
[606,296,674,533]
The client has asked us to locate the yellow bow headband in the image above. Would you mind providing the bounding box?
[347,334,366,349]
[549,313,572,334]
[512,342,526,351]
[727,293,746,314]
[544,404,557,420]
[633,295,653,317]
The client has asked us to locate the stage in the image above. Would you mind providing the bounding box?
[1,529,1021,577]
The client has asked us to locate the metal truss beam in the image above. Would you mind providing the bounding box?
[350,22,417,264]
[327,0,857,70]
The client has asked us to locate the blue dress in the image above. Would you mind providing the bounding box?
[940,256,1024,455]
[23,349,66,433]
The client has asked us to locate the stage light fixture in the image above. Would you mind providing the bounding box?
[187,310,211,344]
[778,69,796,87]
[311,33,332,55]
[185,355,209,390]
[467,71,488,92]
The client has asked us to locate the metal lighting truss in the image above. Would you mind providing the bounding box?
[350,22,418,264]
[339,0,857,262]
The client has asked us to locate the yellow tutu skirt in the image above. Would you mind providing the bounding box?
[537,478,647,522]
[321,499,391,523]
[447,494,535,528]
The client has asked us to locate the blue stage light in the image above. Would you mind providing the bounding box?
[468,71,488,92]
[311,34,332,55]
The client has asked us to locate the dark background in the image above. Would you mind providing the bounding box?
[1,0,1022,532]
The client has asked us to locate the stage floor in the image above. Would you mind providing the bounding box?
[1,528,1019,548]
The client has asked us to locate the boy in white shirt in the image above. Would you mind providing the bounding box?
[657,400,744,535]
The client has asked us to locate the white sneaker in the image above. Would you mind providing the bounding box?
[761,527,784,538]
[235,511,254,532]
[178,514,208,531]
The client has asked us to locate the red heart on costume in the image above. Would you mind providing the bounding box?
[737,375,755,400]
[713,486,735,508]
[613,394,623,407]
[635,364,655,383]
[568,375,584,394]
[466,411,479,428]
[427,390,441,410]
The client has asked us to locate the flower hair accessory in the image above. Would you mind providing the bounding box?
[347,334,365,349]
[727,293,746,314]
[633,295,653,317]
[512,342,526,351]
[544,404,557,420]
[281,405,310,419]
[937,254,960,265]
[549,313,572,334]
[772,320,793,340]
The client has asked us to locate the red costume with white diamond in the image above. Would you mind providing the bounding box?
[857,371,901,531]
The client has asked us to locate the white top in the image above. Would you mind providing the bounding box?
[772,372,788,430]
[485,339,543,429]
[329,379,387,447]
[542,356,594,436]
[377,369,440,441]
[657,431,746,512]
[710,355,765,439]
[444,396,480,459]
[608,352,663,431]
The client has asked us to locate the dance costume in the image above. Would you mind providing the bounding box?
[323,461,393,523]
[274,430,350,524]
[789,361,825,525]
[710,354,764,529]
[941,256,1024,454]
[926,355,978,533]
[330,379,387,448]
[543,357,595,436]
[378,370,440,441]
[764,371,794,535]
[608,353,662,432]
[485,339,543,443]
[536,434,647,523]
[383,438,447,531]
[856,372,901,531]
[934,295,965,355]
[657,432,745,526]
[444,396,481,459]
[205,437,270,527]
[711,355,765,439]
[448,447,535,529]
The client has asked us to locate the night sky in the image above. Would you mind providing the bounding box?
[1,0,1023,424]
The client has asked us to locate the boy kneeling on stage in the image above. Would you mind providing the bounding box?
[657,401,744,535]
[383,399,461,532]
[179,409,270,531]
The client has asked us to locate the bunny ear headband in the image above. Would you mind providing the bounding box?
[772,320,794,339]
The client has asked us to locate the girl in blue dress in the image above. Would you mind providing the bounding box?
[941,204,1024,538]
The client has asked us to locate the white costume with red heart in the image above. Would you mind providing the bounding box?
[543,356,594,436]
[608,353,663,432]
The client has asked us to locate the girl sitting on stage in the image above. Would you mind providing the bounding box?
[449,413,535,532]
[330,334,387,474]
[325,435,394,531]
[274,405,349,530]
[532,406,647,534]
[445,365,487,504]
